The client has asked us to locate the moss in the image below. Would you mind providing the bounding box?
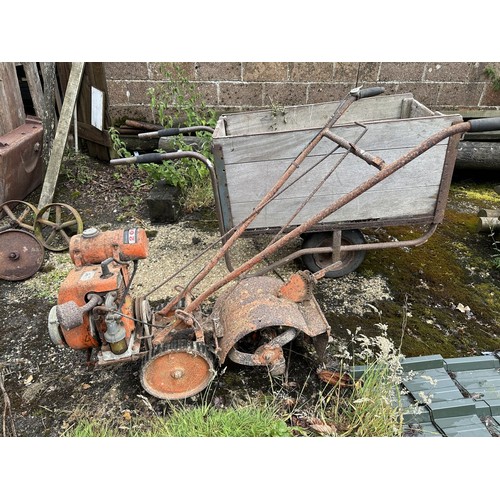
[332,182,500,359]
[450,182,500,207]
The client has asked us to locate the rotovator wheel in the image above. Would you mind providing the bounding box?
[140,341,217,400]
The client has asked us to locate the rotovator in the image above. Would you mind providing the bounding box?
[49,226,330,400]
[47,87,500,401]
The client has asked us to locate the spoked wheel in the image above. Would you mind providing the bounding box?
[0,229,45,281]
[140,340,216,400]
[301,229,366,278]
[33,203,83,251]
[0,200,39,233]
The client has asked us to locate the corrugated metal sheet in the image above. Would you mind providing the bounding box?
[399,353,500,437]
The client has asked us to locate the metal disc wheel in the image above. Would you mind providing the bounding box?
[301,230,366,278]
[134,297,153,353]
[0,229,45,281]
[0,200,39,233]
[33,203,83,251]
[140,340,216,400]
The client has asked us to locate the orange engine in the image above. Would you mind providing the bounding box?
[48,227,149,364]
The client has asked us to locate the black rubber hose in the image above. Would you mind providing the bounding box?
[467,117,500,132]
[357,87,385,99]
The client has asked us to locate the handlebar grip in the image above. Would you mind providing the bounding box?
[357,87,385,99]
[468,117,500,132]
[133,153,165,164]
[157,127,181,137]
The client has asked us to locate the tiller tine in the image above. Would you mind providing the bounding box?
[210,272,331,375]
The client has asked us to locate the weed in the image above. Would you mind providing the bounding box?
[484,65,500,92]
[143,64,218,212]
[61,150,96,185]
[109,126,132,159]
[269,97,287,130]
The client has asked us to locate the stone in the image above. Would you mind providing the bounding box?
[146,180,182,223]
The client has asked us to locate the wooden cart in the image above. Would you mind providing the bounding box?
[210,91,462,276]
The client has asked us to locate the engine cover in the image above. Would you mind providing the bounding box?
[56,262,135,350]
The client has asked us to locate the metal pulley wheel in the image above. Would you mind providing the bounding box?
[135,297,153,353]
[140,340,216,400]
[33,202,83,252]
[0,200,39,233]
[0,229,45,281]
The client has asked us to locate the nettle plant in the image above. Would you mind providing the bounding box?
[141,65,218,207]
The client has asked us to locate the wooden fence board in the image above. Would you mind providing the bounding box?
[0,62,26,135]
[22,62,44,118]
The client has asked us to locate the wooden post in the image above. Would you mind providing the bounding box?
[38,62,85,209]
[477,217,500,233]
[40,63,56,172]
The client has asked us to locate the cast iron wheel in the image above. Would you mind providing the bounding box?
[301,229,366,278]
[33,203,83,252]
[0,200,39,233]
[140,340,216,400]
[0,229,45,281]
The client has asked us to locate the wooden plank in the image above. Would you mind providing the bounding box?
[409,99,436,118]
[76,62,111,161]
[217,114,460,165]
[220,94,414,137]
[0,62,26,135]
[230,185,441,230]
[22,63,44,118]
[38,62,85,209]
[224,145,447,228]
[225,145,448,204]
[75,121,111,147]
[455,141,500,170]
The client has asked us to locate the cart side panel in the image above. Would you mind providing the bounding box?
[212,143,234,230]
[227,145,449,229]
[217,115,457,165]
[217,114,460,231]
[220,94,415,137]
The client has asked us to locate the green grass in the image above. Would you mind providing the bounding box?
[65,402,294,437]
[64,343,405,438]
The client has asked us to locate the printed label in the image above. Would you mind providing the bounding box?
[124,228,137,244]
[80,271,95,281]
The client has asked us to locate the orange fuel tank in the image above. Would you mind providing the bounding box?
[69,227,149,267]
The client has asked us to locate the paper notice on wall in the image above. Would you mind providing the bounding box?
[91,86,104,130]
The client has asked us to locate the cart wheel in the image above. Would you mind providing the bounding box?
[301,230,366,278]
[33,203,83,252]
[0,200,39,233]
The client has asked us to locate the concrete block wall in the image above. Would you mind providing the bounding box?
[104,62,500,124]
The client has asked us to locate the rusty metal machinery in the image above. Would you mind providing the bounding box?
[34,202,84,252]
[0,229,45,281]
[0,199,39,233]
[48,227,150,361]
